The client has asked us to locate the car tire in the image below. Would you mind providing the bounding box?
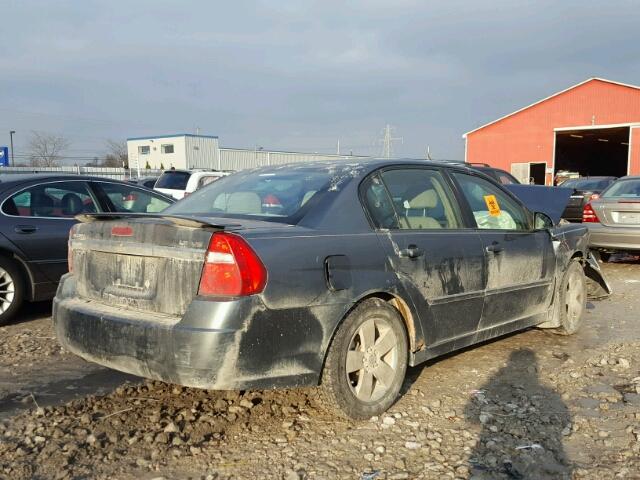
[0,257,24,326]
[552,259,586,336]
[320,298,408,419]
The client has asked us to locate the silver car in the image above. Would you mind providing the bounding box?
[585,176,640,260]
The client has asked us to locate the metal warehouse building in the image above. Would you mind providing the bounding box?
[127,133,365,172]
[463,78,640,185]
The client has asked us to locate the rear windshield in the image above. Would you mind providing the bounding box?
[166,168,342,222]
[601,180,640,198]
[562,178,612,191]
[155,171,191,190]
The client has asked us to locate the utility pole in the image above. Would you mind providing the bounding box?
[336,139,340,155]
[425,145,432,160]
[9,131,15,166]
[379,124,402,158]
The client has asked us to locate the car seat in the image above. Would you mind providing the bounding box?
[227,192,262,214]
[32,193,54,217]
[404,190,442,229]
[61,193,84,216]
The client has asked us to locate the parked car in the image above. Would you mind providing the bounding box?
[0,174,175,324]
[54,160,609,418]
[583,176,640,260]
[154,169,229,200]
[560,176,617,222]
[129,176,159,189]
[467,163,521,185]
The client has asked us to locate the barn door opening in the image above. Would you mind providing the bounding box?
[554,127,629,179]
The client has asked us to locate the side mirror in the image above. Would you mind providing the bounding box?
[534,211,554,230]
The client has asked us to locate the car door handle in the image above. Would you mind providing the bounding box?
[399,245,424,259]
[14,225,38,234]
[485,242,503,253]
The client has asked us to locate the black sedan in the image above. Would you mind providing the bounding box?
[560,176,617,222]
[0,174,174,324]
[54,160,608,418]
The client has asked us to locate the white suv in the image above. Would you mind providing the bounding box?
[154,170,229,200]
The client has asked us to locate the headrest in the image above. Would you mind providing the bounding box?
[405,190,438,209]
[61,193,84,215]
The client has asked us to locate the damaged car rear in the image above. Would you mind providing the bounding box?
[53,160,610,419]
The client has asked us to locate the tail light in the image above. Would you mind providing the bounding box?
[582,202,600,223]
[198,232,267,296]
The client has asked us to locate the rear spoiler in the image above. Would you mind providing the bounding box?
[75,212,235,229]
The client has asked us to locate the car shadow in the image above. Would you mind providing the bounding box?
[6,300,52,326]
[463,348,572,479]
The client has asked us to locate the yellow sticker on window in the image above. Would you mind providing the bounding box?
[483,194,501,216]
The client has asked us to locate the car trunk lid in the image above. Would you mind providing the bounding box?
[70,215,226,316]
[592,198,640,227]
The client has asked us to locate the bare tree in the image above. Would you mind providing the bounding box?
[104,139,128,168]
[27,131,70,167]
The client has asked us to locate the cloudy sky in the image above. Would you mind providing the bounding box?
[1,0,639,163]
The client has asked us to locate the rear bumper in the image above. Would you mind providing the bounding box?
[53,275,323,390]
[586,224,640,251]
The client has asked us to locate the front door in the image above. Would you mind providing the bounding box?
[450,172,555,330]
[361,167,486,346]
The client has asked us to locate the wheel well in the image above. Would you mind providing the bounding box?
[339,292,417,352]
[0,249,33,300]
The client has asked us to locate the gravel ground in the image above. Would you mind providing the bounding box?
[0,261,639,480]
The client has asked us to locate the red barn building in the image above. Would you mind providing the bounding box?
[463,78,640,185]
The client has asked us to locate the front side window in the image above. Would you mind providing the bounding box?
[2,181,98,218]
[94,182,172,213]
[452,173,529,230]
[138,145,150,155]
[161,144,174,154]
[361,168,461,230]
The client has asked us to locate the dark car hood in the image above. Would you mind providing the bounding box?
[505,185,573,224]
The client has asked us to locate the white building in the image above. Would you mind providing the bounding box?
[127,134,220,171]
[127,133,366,172]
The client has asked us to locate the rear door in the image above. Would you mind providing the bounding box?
[361,167,486,346]
[450,172,555,329]
[0,180,99,282]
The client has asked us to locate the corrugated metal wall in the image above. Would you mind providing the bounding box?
[185,137,220,169]
[218,148,366,171]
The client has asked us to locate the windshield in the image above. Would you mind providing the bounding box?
[155,171,191,190]
[601,179,640,198]
[166,167,347,222]
[562,178,611,191]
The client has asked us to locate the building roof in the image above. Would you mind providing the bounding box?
[127,133,219,141]
[463,77,640,138]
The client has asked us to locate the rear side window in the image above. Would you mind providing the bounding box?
[452,173,529,230]
[155,171,191,190]
[2,181,98,218]
[361,168,461,230]
[94,182,173,213]
[197,175,222,190]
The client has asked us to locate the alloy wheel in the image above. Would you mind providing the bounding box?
[565,268,585,330]
[346,317,399,403]
[0,267,15,314]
